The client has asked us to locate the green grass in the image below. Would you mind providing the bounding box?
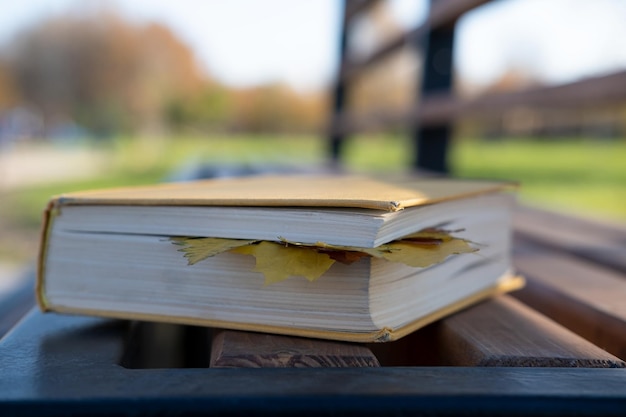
[450,137,626,221]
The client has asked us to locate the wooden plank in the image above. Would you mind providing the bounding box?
[513,208,626,361]
[435,295,625,367]
[513,249,626,360]
[514,206,626,273]
[460,70,626,113]
[331,70,626,134]
[210,329,380,368]
[416,69,626,126]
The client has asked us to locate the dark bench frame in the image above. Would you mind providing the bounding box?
[1,310,625,416]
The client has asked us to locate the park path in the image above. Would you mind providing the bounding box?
[0,143,108,190]
[0,143,109,286]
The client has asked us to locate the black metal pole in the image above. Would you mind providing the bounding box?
[329,0,350,165]
[413,3,456,173]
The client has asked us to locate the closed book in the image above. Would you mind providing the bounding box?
[37,174,523,342]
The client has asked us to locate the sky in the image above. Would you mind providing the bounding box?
[2,0,626,91]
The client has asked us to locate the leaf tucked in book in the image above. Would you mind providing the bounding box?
[170,229,477,284]
[171,237,257,265]
[379,238,476,268]
[231,241,335,285]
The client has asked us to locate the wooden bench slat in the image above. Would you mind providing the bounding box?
[210,330,380,368]
[435,295,625,367]
[332,70,626,134]
[514,206,626,273]
[513,249,626,360]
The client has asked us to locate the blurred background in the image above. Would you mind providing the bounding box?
[1,0,626,285]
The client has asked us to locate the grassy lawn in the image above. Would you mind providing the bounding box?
[1,134,625,264]
[451,137,626,222]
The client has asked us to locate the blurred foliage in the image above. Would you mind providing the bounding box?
[451,137,626,220]
[0,11,326,137]
[3,13,204,136]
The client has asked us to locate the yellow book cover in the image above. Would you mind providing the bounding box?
[49,174,512,210]
[38,174,522,342]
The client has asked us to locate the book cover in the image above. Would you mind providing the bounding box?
[49,174,513,211]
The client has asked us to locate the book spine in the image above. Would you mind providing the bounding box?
[36,199,61,312]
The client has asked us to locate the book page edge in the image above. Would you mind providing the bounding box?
[38,274,524,343]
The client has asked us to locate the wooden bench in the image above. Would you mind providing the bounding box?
[2,0,626,415]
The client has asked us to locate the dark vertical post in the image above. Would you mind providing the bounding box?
[413,1,456,173]
[329,0,350,166]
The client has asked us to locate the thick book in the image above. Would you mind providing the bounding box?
[37,174,523,342]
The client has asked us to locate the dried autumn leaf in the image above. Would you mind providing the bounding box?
[172,228,478,284]
[380,237,477,268]
[279,238,386,258]
[231,241,336,285]
[171,237,257,265]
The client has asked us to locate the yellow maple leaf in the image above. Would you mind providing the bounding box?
[380,238,477,267]
[232,241,335,285]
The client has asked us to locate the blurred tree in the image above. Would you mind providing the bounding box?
[165,81,234,132]
[231,84,325,133]
[0,61,19,109]
[5,12,204,137]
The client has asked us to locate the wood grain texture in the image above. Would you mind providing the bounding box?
[514,206,626,273]
[512,206,626,360]
[435,295,625,367]
[210,330,380,368]
[513,250,626,361]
